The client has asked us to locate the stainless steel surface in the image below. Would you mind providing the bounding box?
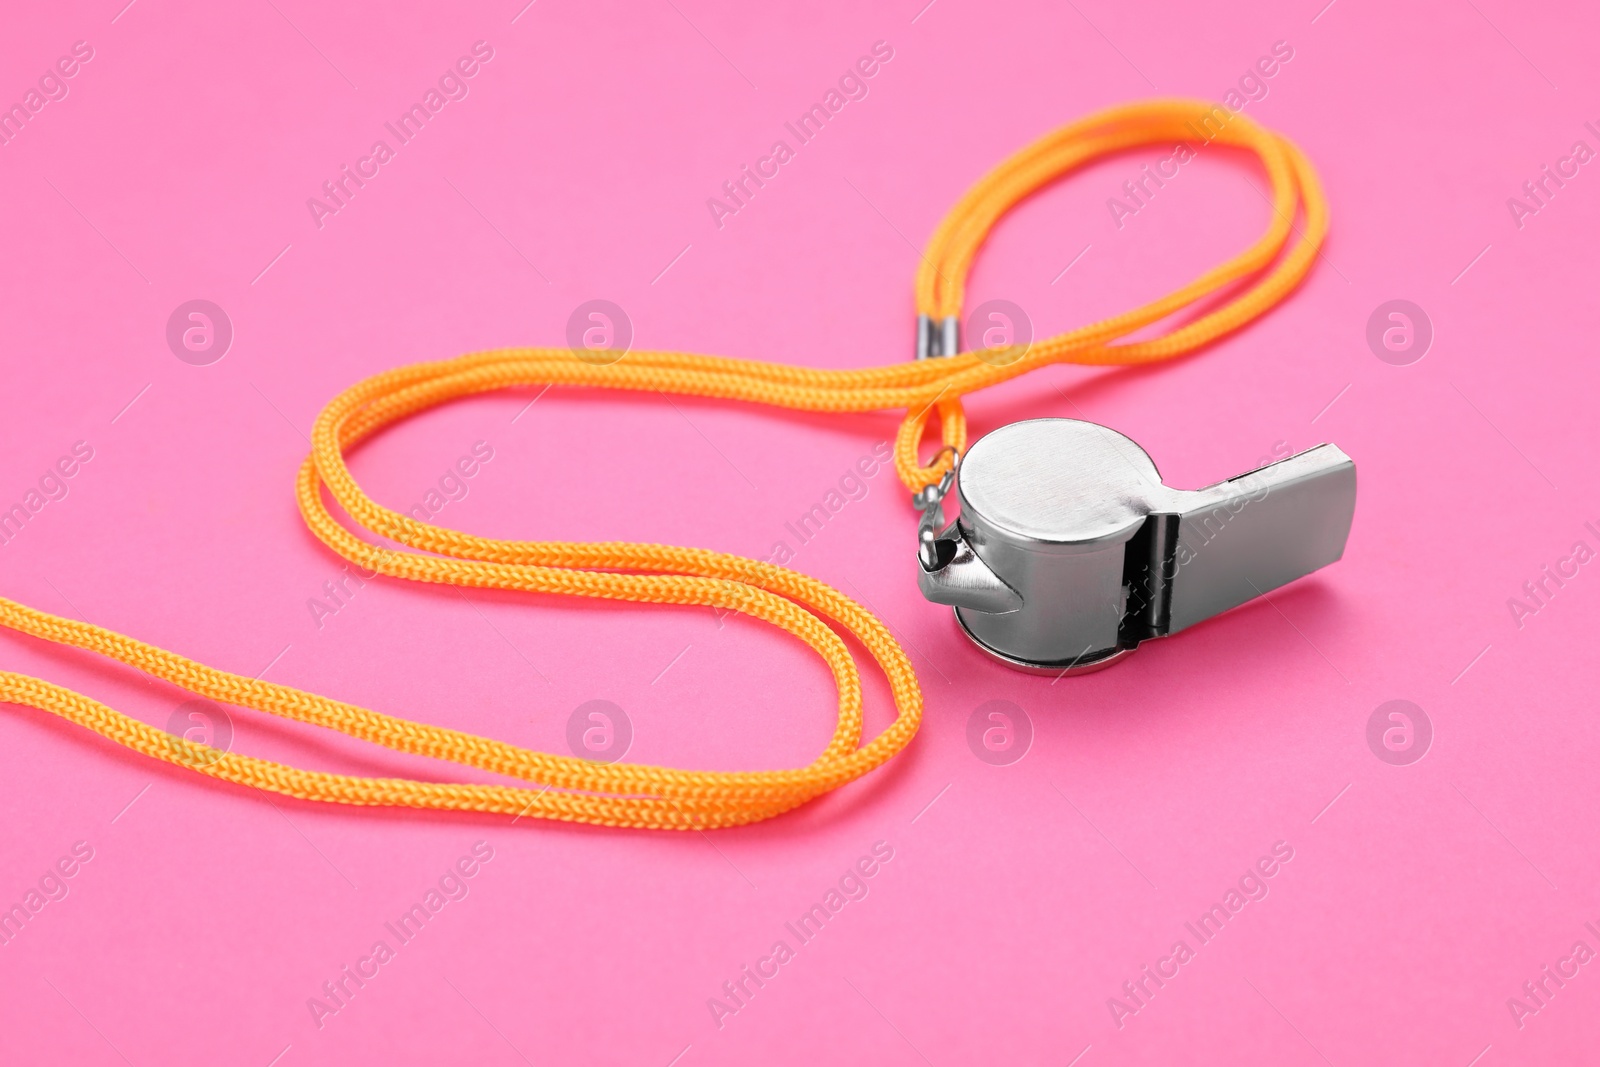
[915,314,936,360]
[1165,444,1357,634]
[914,314,962,359]
[918,516,1024,614]
[915,462,1022,614]
[939,315,960,360]
[916,418,1357,672]
[956,611,1134,675]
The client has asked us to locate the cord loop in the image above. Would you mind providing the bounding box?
[0,99,1327,829]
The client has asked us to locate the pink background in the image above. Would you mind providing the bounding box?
[1,0,1596,1063]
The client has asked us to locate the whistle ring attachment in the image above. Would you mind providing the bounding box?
[914,459,958,572]
[916,418,1356,674]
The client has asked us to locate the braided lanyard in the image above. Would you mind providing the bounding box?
[0,99,1326,830]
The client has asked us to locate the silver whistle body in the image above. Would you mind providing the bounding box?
[917,419,1356,673]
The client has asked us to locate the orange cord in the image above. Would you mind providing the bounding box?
[0,100,1326,829]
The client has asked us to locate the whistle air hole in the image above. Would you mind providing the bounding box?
[1117,512,1177,648]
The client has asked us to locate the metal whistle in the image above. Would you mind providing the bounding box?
[916,418,1356,674]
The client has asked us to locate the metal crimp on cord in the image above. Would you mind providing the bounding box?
[914,315,962,360]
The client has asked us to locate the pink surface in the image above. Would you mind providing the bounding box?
[0,0,1596,1063]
